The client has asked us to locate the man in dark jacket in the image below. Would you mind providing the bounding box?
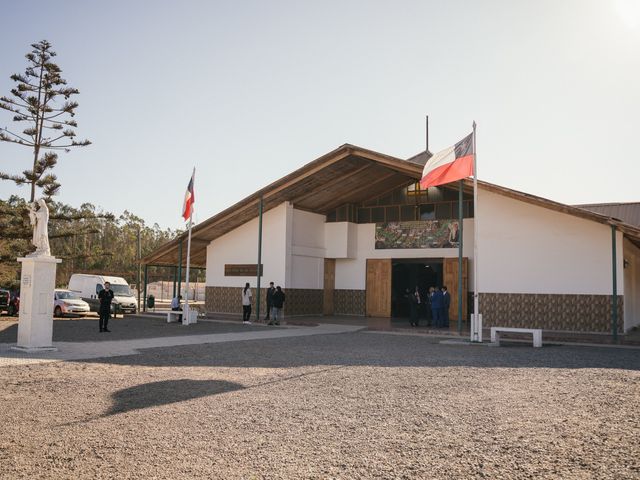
[442,286,450,328]
[265,282,275,321]
[268,286,285,325]
[98,282,114,332]
[431,286,444,328]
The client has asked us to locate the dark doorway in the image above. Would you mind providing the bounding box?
[391,259,443,318]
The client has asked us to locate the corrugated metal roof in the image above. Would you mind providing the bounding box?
[574,203,640,228]
[406,150,432,166]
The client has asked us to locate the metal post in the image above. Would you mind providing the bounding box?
[177,239,183,299]
[137,226,142,313]
[172,266,177,298]
[612,225,618,342]
[184,210,193,325]
[458,179,463,334]
[471,121,481,342]
[256,196,263,321]
[143,264,148,313]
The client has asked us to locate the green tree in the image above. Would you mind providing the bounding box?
[0,40,90,201]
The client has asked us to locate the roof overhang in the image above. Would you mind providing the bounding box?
[143,145,640,268]
[142,144,424,267]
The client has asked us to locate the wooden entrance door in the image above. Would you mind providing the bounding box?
[366,259,392,317]
[323,258,335,315]
[443,257,468,323]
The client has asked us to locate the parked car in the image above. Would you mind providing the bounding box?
[54,289,91,318]
[0,289,9,316]
[8,294,19,316]
[68,274,137,314]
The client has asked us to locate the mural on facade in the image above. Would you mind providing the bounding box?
[375,220,460,249]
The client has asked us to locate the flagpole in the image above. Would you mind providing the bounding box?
[471,122,481,342]
[183,167,195,325]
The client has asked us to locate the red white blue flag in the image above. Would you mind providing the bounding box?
[182,169,195,220]
[420,132,474,189]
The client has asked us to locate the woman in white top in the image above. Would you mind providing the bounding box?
[242,283,252,323]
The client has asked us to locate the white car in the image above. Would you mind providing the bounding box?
[54,289,91,318]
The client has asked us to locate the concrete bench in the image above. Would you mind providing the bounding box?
[490,327,542,348]
[167,309,198,325]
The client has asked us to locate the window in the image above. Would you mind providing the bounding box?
[419,204,435,220]
[371,207,385,223]
[436,203,452,219]
[358,208,370,223]
[385,206,399,222]
[400,205,416,221]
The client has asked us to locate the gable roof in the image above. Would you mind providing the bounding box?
[143,144,425,267]
[143,146,640,267]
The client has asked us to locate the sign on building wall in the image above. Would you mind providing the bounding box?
[375,220,460,249]
[224,264,264,276]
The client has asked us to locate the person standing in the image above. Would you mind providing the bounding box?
[265,282,275,322]
[268,286,285,325]
[98,281,114,332]
[406,288,418,327]
[242,283,252,324]
[171,294,182,322]
[414,286,423,326]
[431,286,443,328]
[442,286,451,328]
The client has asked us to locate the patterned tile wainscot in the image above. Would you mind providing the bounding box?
[334,290,366,316]
[479,293,624,333]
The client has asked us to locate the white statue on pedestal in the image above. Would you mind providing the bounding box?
[28,198,51,257]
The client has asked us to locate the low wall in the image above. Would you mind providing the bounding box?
[205,286,323,316]
[334,290,366,316]
[479,293,624,333]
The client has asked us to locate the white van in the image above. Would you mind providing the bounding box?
[68,274,137,314]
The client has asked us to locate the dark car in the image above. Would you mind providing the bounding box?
[0,289,10,316]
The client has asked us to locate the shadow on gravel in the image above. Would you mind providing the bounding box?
[80,332,640,371]
[106,379,244,416]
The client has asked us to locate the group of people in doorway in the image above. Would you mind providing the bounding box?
[242,281,285,326]
[405,285,450,328]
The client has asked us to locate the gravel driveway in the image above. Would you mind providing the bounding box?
[0,330,638,479]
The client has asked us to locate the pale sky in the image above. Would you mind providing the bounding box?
[1,0,639,229]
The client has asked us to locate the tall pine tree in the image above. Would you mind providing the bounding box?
[0,40,90,201]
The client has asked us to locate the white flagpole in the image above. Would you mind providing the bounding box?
[471,121,482,342]
[183,167,195,325]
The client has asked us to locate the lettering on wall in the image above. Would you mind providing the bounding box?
[224,264,264,276]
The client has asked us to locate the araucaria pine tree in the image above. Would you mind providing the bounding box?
[0,40,90,201]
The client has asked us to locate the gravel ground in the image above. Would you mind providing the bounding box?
[0,331,639,479]
[0,316,265,343]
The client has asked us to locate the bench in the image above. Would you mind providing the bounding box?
[167,309,198,325]
[490,327,542,348]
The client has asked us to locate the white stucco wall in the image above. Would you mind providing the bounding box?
[623,239,640,331]
[477,189,624,294]
[205,190,625,299]
[325,222,358,258]
[290,209,326,289]
[206,202,290,287]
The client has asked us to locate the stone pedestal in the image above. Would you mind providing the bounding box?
[11,255,62,352]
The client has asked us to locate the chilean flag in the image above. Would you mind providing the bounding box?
[182,169,195,221]
[420,132,474,189]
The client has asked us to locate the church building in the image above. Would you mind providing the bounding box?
[143,144,640,335]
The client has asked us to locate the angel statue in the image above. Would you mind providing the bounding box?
[28,199,51,257]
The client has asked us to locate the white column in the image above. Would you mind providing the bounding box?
[12,255,61,352]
